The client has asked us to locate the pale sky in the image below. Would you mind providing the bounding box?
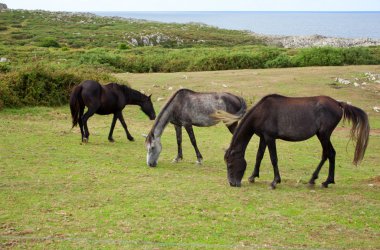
[2,0,380,11]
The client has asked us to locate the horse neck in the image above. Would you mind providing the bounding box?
[150,103,173,138]
[229,121,255,157]
[125,88,144,105]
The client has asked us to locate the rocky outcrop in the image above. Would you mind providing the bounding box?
[258,34,380,48]
[0,3,7,10]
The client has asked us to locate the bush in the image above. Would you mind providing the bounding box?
[0,64,116,109]
[38,37,61,48]
[118,43,130,50]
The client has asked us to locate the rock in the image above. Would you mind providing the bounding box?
[336,78,351,85]
[157,97,165,102]
[353,82,360,87]
[373,107,380,113]
[0,57,9,62]
[0,3,7,10]
[259,33,380,48]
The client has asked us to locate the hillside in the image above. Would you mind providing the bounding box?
[1,9,380,109]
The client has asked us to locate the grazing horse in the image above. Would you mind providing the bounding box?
[219,94,369,188]
[70,80,156,143]
[145,89,247,167]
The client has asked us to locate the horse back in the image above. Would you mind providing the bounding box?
[252,95,343,141]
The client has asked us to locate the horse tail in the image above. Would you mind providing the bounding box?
[339,102,370,165]
[70,85,83,128]
[211,96,247,126]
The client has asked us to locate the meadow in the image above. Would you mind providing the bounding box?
[1,65,379,249]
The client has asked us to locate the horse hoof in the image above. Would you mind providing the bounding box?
[248,176,255,183]
[196,159,203,165]
[128,137,135,142]
[82,138,88,143]
[321,182,329,188]
[172,158,182,163]
[108,138,115,143]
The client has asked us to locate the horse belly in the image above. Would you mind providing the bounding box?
[276,117,318,142]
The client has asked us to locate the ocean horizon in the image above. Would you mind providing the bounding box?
[93,11,380,39]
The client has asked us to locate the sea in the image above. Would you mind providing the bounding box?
[93,11,380,39]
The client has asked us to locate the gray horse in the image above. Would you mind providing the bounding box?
[145,89,246,167]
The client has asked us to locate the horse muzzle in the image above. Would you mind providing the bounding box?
[229,180,241,187]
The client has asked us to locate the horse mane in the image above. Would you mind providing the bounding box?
[147,89,188,139]
[225,94,281,160]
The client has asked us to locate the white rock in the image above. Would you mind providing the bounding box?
[354,82,360,87]
[157,97,165,102]
[373,107,380,112]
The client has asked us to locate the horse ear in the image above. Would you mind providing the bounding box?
[148,94,152,100]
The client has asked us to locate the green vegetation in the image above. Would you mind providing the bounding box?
[1,10,380,110]
[1,66,379,248]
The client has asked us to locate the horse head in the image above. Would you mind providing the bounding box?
[141,95,156,120]
[224,146,246,187]
[145,133,162,167]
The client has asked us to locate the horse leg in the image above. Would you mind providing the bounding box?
[226,121,238,134]
[266,137,281,189]
[248,136,266,183]
[117,112,134,141]
[185,125,203,164]
[108,114,118,142]
[82,108,96,143]
[78,106,85,142]
[322,141,336,188]
[173,125,183,163]
[309,134,329,185]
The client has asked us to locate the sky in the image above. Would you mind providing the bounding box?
[2,0,380,12]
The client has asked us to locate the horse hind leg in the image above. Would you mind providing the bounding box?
[78,106,85,142]
[322,141,336,188]
[185,125,203,165]
[82,107,96,143]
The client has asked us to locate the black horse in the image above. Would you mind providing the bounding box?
[218,94,369,188]
[70,80,156,143]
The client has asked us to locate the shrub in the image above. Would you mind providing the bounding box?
[0,64,116,109]
[38,37,61,48]
[118,43,130,50]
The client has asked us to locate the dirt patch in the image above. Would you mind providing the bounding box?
[364,176,380,187]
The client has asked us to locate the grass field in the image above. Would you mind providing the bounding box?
[1,66,379,249]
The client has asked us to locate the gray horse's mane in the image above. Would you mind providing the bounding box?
[146,89,185,140]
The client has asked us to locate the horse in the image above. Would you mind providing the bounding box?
[145,89,247,167]
[218,94,369,189]
[70,80,156,143]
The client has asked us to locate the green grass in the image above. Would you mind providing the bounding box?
[1,66,379,249]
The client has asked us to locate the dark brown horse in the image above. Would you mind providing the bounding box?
[70,80,156,143]
[218,94,369,188]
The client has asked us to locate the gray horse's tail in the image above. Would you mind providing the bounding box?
[70,85,83,128]
[211,96,247,126]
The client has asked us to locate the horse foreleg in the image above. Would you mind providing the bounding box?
[185,125,203,164]
[173,125,183,163]
[266,137,281,189]
[117,112,134,141]
[322,141,336,188]
[249,136,266,183]
[108,114,118,142]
